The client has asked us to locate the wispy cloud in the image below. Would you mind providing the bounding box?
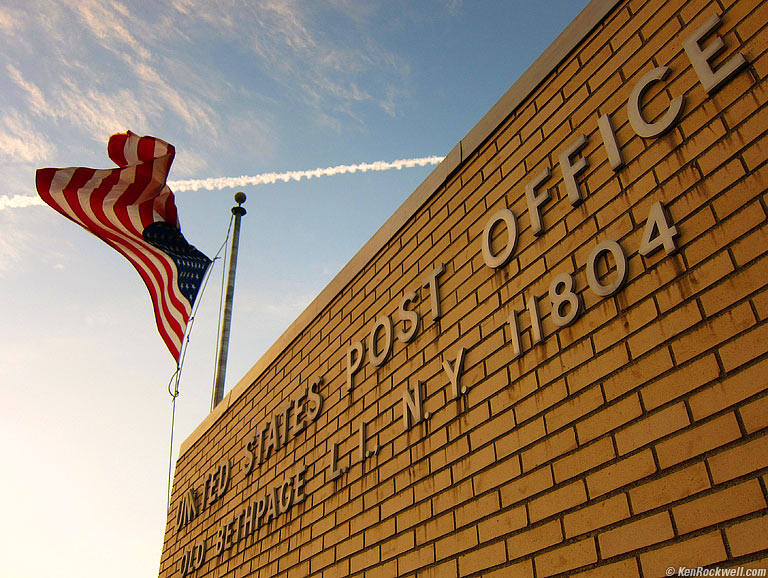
[0,111,54,163]
[168,156,445,192]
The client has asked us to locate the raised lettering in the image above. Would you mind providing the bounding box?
[559,133,589,205]
[396,291,420,343]
[628,66,684,138]
[525,167,552,236]
[586,239,628,297]
[482,208,518,268]
[683,14,747,94]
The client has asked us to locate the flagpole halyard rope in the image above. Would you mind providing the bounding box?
[166,215,234,510]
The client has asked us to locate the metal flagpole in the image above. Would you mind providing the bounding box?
[211,191,247,410]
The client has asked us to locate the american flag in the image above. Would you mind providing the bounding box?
[35,132,211,362]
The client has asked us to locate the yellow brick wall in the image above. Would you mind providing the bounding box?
[159,0,768,576]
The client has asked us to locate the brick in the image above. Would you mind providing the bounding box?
[472,455,522,496]
[688,358,768,420]
[457,540,507,577]
[564,493,631,538]
[495,418,546,459]
[639,532,727,578]
[515,380,568,425]
[627,300,703,359]
[396,544,435,576]
[718,319,768,373]
[640,354,720,411]
[739,394,768,434]
[671,301,756,365]
[482,558,533,578]
[567,344,630,393]
[586,449,656,498]
[592,297,657,353]
[576,394,643,444]
[708,434,768,484]
[614,402,690,455]
[700,255,768,315]
[528,479,588,523]
[534,537,598,578]
[684,201,766,268]
[419,559,458,578]
[349,546,380,574]
[477,505,527,543]
[673,478,766,535]
[454,491,499,529]
[434,526,477,561]
[656,412,742,469]
[726,514,768,557]
[521,427,577,472]
[552,437,616,483]
[506,519,562,560]
[500,465,553,508]
[629,462,711,514]
[598,512,674,559]
[570,558,639,578]
[545,384,604,433]
[602,347,675,401]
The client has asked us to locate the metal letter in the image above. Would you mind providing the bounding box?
[507,309,522,359]
[345,341,364,393]
[358,420,368,463]
[639,201,679,256]
[294,466,308,504]
[482,208,519,268]
[598,113,624,170]
[307,376,324,422]
[442,347,467,400]
[549,272,582,327]
[628,67,684,138]
[684,14,747,94]
[328,442,344,480]
[422,263,446,320]
[278,479,293,513]
[586,239,628,297]
[396,291,420,343]
[368,316,393,366]
[402,380,424,432]
[527,293,543,345]
[524,167,552,236]
[559,134,590,206]
[289,386,308,439]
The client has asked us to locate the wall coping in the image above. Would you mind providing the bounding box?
[179,0,622,457]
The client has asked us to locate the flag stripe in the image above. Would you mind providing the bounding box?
[44,166,187,338]
[36,132,210,361]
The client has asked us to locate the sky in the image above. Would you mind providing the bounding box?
[0,1,589,576]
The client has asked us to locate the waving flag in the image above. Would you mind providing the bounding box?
[35,132,211,362]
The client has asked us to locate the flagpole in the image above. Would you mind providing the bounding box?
[211,192,247,410]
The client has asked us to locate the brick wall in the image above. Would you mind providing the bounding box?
[159,0,768,576]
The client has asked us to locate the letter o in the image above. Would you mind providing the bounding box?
[482,208,518,268]
[368,316,393,366]
[587,239,628,297]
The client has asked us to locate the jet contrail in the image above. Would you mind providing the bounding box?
[0,194,46,210]
[1,155,445,210]
[168,156,445,192]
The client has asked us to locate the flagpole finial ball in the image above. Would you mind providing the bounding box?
[234,191,246,205]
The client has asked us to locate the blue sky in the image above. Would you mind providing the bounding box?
[0,1,588,576]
